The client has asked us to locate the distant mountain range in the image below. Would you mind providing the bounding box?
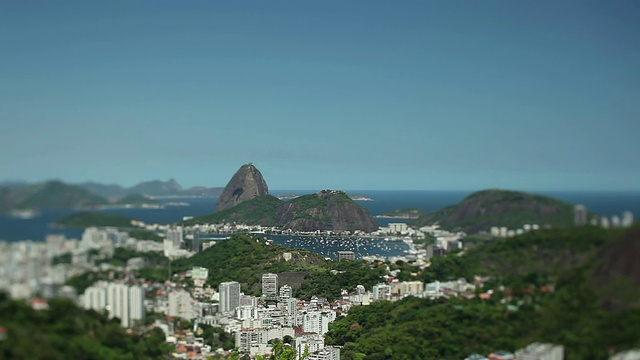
[0,179,223,213]
[78,179,223,200]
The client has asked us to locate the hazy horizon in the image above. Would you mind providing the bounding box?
[4,176,640,194]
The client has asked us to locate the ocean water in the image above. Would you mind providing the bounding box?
[1,190,638,244]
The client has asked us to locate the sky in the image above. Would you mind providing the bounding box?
[1,1,639,191]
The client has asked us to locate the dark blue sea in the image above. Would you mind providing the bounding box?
[1,190,638,246]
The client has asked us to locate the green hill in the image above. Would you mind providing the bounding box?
[55,212,137,228]
[275,190,379,232]
[411,189,573,233]
[0,180,108,212]
[183,194,283,226]
[172,234,326,294]
[171,234,384,299]
[326,226,640,360]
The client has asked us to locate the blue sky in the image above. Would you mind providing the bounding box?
[1,1,639,191]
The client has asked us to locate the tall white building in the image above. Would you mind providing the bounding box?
[574,204,588,226]
[166,228,184,249]
[219,281,241,314]
[80,227,108,251]
[84,282,144,328]
[262,273,278,299]
[168,288,194,320]
[622,211,634,228]
[107,283,130,328]
[84,282,107,313]
[302,311,336,336]
[129,285,145,326]
[279,284,292,300]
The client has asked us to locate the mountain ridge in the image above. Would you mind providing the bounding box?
[411,189,574,233]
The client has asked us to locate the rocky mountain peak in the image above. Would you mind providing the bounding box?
[215,163,269,212]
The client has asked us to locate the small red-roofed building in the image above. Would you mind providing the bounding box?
[29,298,49,311]
[0,326,7,341]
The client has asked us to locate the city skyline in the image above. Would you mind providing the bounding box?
[1,1,639,191]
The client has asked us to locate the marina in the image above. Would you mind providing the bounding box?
[201,233,412,260]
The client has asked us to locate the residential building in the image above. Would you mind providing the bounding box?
[84,282,145,328]
[574,205,587,226]
[219,281,241,314]
[622,211,634,228]
[192,229,201,252]
[515,343,564,360]
[372,283,390,301]
[279,284,292,300]
[293,333,324,360]
[262,273,278,299]
[307,346,341,360]
[168,288,193,320]
[129,285,145,327]
[191,267,209,287]
[337,251,355,262]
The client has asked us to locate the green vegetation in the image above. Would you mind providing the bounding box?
[127,229,162,242]
[183,195,283,226]
[115,193,159,206]
[172,235,324,294]
[51,253,71,265]
[277,190,378,232]
[96,247,167,268]
[197,324,235,350]
[171,235,383,299]
[326,225,640,359]
[0,294,172,359]
[282,191,354,224]
[65,271,113,294]
[411,189,573,232]
[421,226,622,286]
[184,190,376,232]
[55,212,136,228]
[327,268,640,360]
[296,261,387,301]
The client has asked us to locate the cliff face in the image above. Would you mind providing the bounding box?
[275,190,378,232]
[593,224,640,309]
[215,164,269,212]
